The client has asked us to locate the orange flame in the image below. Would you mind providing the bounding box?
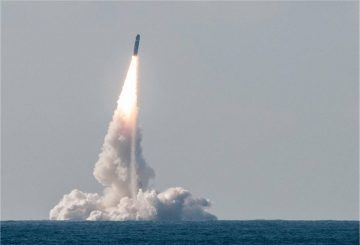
[117,56,138,119]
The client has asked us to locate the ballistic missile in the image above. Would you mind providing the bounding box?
[133,34,140,56]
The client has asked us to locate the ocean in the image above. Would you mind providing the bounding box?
[1,220,359,244]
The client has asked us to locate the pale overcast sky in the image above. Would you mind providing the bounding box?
[2,1,358,220]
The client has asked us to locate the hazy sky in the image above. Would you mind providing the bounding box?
[2,2,358,220]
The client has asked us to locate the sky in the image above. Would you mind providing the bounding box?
[1,1,358,220]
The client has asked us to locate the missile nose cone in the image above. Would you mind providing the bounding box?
[133,34,140,56]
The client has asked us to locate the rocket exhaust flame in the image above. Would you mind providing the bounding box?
[49,36,216,221]
[117,56,138,118]
[117,56,140,199]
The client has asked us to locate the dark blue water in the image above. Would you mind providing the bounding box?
[1,220,359,244]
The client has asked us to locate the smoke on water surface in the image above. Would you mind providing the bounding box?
[50,56,216,221]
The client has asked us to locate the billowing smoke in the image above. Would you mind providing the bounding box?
[50,56,216,221]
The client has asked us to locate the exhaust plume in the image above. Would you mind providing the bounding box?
[50,56,216,221]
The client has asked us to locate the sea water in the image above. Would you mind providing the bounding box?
[1,220,359,244]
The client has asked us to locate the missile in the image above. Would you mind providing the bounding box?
[133,34,140,56]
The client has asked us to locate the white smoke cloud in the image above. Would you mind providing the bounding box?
[50,57,216,221]
[50,188,216,221]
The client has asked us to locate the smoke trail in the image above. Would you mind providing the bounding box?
[130,93,138,199]
[50,56,216,221]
